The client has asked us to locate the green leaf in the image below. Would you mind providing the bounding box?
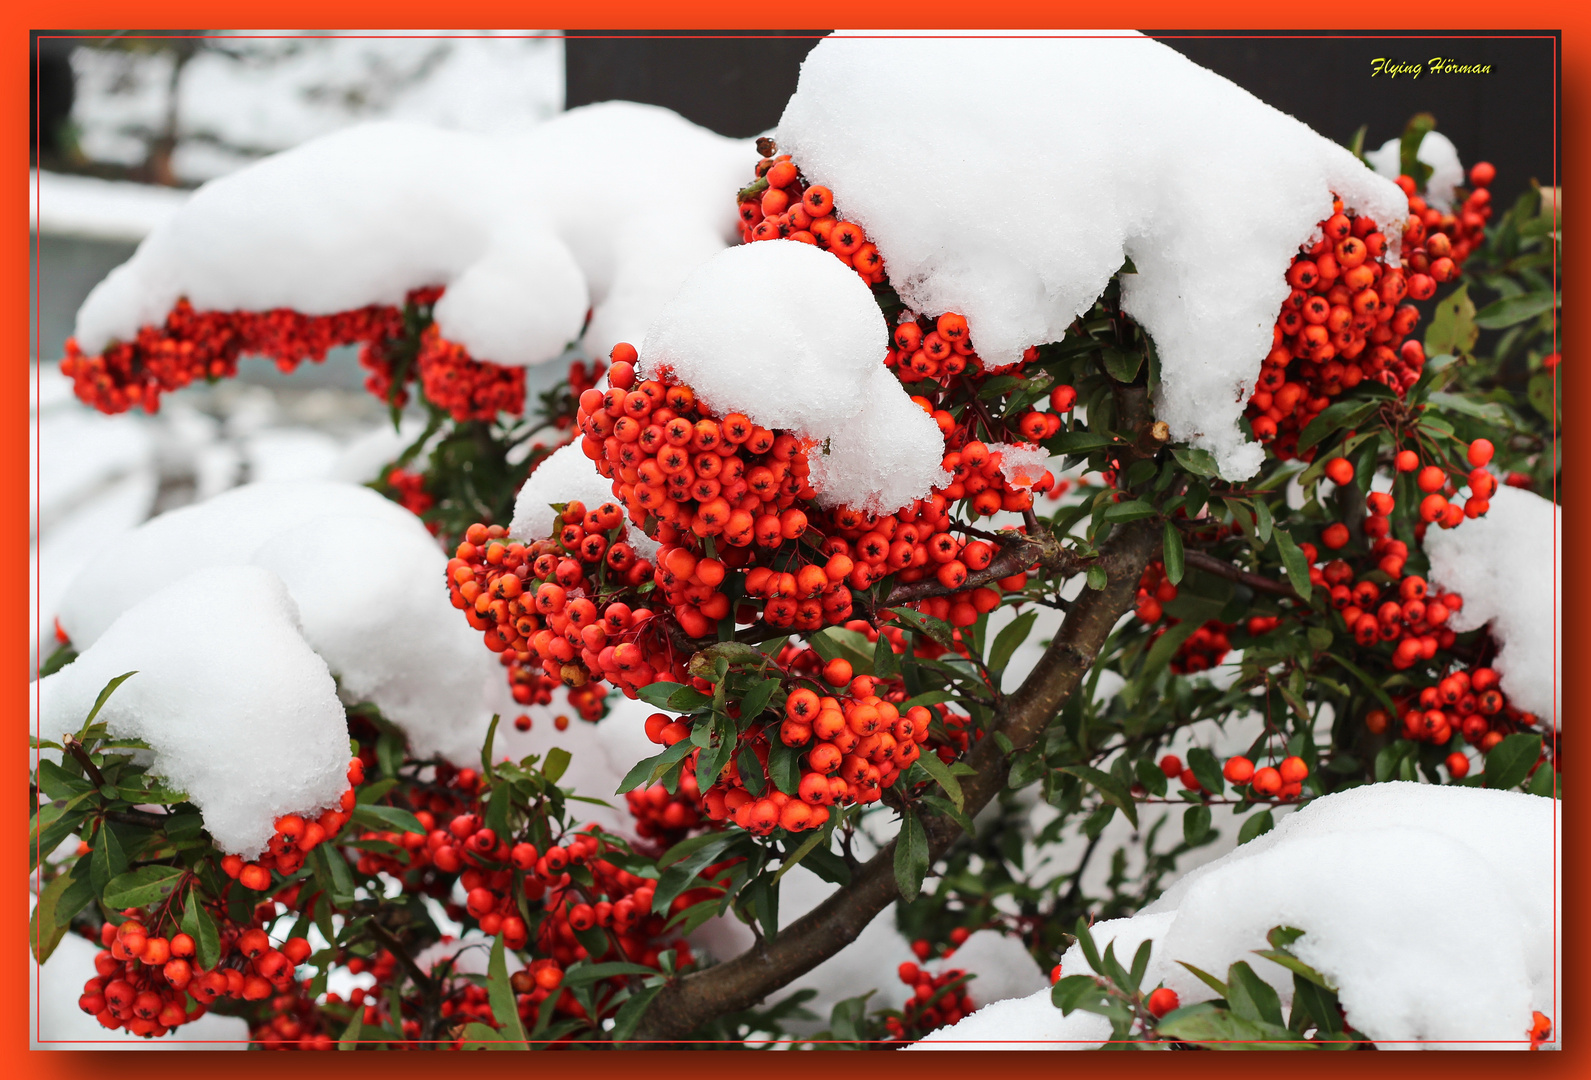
[736,745,766,795]
[1171,446,1221,477]
[1052,973,1107,1015]
[1326,652,1398,716]
[1484,733,1543,790]
[1102,346,1144,383]
[1183,804,1212,845]
[318,843,356,903]
[1141,618,1199,680]
[770,826,830,886]
[560,960,658,987]
[1237,809,1274,845]
[1424,282,1479,358]
[54,860,98,927]
[987,611,1037,677]
[89,822,129,894]
[1253,499,1274,545]
[766,740,801,795]
[1061,765,1138,828]
[893,810,930,902]
[1103,499,1156,522]
[1226,961,1285,1027]
[1162,523,1185,585]
[486,934,528,1047]
[182,896,220,970]
[915,750,965,811]
[80,671,139,732]
[1474,290,1557,329]
[479,713,500,778]
[805,627,876,675]
[1527,761,1558,798]
[339,1005,364,1049]
[349,804,424,835]
[614,740,692,795]
[1290,974,1344,1034]
[1085,565,1108,591]
[1154,1002,1306,1048]
[1186,747,1225,798]
[102,866,186,909]
[1253,949,1335,991]
[1051,430,1113,454]
[738,678,781,724]
[31,869,75,963]
[36,759,94,801]
[1273,529,1313,602]
[636,682,685,708]
[1177,960,1230,998]
[1297,399,1378,454]
[609,983,664,1044]
[542,746,571,784]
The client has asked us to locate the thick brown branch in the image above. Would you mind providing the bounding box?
[1183,549,1300,600]
[630,518,1161,1043]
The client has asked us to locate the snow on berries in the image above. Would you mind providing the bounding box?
[1424,486,1561,725]
[776,32,1408,479]
[38,566,353,856]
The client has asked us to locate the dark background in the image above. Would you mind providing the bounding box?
[563,31,1560,208]
[32,31,1560,205]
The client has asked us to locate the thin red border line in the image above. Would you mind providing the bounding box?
[31,25,1559,1049]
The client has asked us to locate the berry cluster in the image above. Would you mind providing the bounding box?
[1245,163,1494,462]
[737,155,884,285]
[220,758,362,885]
[888,959,977,1040]
[62,285,529,423]
[1220,753,1313,800]
[1370,662,1539,779]
[80,910,313,1038]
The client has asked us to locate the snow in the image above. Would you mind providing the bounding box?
[1424,486,1559,726]
[31,170,190,242]
[242,428,343,482]
[73,103,750,373]
[776,32,1407,480]
[919,783,1557,1050]
[986,442,1052,491]
[1367,129,1466,212]
[32,923,249,1048]
[509,442,660,562]
[639,240,950,514]
[54,480,514,764]
[943,929,1048,1003]
[329,416,435,483]
[37,566,351,856]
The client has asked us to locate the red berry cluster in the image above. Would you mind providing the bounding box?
[447,517,681,704]
[1220,753,1312,800]
[62,285,531,424]
[80,911,313,1039]
[1133,560,1179,624]
[736,157,884,285]
[62,296,404,415]
[625,781,705,850]
[888,959,977,1040]
[414,324,527,422]
[1371,663,1539,774]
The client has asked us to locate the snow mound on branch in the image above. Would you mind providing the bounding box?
[917,784,1556,1050]
[639,240,949,514]
[1424,486,1559,725]
[777,32,1408,480]
[37,567,350,856]
[1367,129,1466,212]
[56,480,514,764]
[986,442,1052,490]
[74,103,749,367]
[508,442,658,560]
[253,514,510,762]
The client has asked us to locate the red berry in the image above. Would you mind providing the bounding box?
[1147,987,1180,1017]
[1223,756,1255,784]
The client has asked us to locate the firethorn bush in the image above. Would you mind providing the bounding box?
[36,55,1557,1051]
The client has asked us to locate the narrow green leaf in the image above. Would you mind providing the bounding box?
[1162,523,1185,585]
[1297,400,1377,454]
[1061,765,1138,828]
[1237,809,1274,845]
[1226,961,1285,1027]
[486,934,528,1047]
[1183,804,1212,845]
[987,611,1037,677]
[560,960,657,987]
[914,751,965,811]
[1474,290,1557,329]
[1177,960,1230,999]
[349,804,424,835]
[609,983,664,1044]
[872,630,900,680]
[614,740,691,795]
[893,810,930,902]
[1171,446,1220,477]
[479,713,500,778]
[738,678,781,723]
[1103,498,1156,522]
[1186,747,1225,798]
[31,870,73,963]
[339,1006,364,1049]
[1273,529,1313,602]
[182,896,220,970]
[80,672,139,733]
[1253,499,1274,545]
